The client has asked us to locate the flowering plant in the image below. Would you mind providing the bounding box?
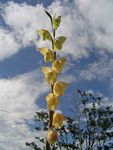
[37,11,68,149]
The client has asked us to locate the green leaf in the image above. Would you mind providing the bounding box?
[54,36,66,51]
[53,16,61,31]
[37,29,52,41]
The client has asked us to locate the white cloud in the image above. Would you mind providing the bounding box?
[79,56,113,81]
[0,118,35,150]
[0,67,76,149]
[60,71,76,83]
[47,0,90,59]
[0,28,20,61]
[0,0,113,61]
[0,70,48,149]
[1,2,48,46]
[0,69,49,120]
[76,0,113,53]
[0,2,49,61]
[0,66,76,149]
[47,0,113,57]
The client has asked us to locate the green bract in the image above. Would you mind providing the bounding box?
[37,29,52,41]
[54,36,66,51]
[53,16,61,31]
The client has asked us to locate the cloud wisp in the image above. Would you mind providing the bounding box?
[79,56,113,81]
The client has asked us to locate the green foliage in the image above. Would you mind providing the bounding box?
[26,90,113,150]
[53,16,61,31]
[54,36,66,51]
[37,29,52,41]
[45,10,61,31]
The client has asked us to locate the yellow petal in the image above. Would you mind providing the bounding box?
[47,129,58,144]
[52,58,66,73]
[52,60,62,73]
[41,67,51,75]
[54,36,66,51]
[60,81,68,89]
[53,112,65,128]
[37,29,52,41]
[46,70,57,84]
[53,81,68,96]
[46,93,59,110]
[44,51,54,62]
[38,48,54,62]
[53,82,64,96]
[41,68,58,84]
[38,47,50,55]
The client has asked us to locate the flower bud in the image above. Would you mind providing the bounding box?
[47,129,58,144]
[46,93,59,110]
[53,112,65,128]
[53,81,68,96]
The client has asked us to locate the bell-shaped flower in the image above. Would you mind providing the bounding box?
[41,67,51,75]
[37,29,52,41]
[53,81,68,96]
[44,51,54,62]
[53,112,65,128]
[52,58,66,73]
[46,93,59,110]
[38,47,54,62]
[41,67,57,84]
[46,71,57,84]
[47,129,58,144]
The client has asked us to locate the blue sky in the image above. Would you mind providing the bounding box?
[0,0,113,149]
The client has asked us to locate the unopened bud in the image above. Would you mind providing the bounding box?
[47,129,58,144]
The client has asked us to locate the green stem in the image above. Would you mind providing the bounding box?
[45,18,56,150]
[45,140,50,150]
[80,144,82,150]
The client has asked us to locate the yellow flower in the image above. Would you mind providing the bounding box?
[53,112,65,128]
[46,70,57,84]
[46,93,59,110]
[38,47,54,62]
[44,51,54,62]
[38,47,49,55]
[47,129,58,144]
[41,67,51,75]
[53,81,68,96]
[37,29,52,41]
[52,58,66,73]
[41,67,57,84]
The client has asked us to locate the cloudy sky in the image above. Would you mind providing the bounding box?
[0,0,113,149]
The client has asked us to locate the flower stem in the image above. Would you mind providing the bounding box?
[45,18,56,150]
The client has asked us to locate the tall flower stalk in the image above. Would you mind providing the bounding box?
[37,11,68,150]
